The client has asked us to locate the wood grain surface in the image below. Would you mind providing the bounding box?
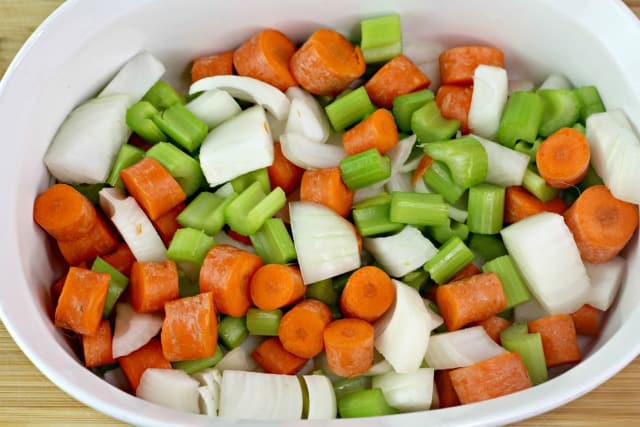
[1,1,639,425]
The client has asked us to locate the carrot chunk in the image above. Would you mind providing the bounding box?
[536,127,591,189]
[250,264,305,310]
[435,369,461,408]
[267,141,304,194]
[528,314,581,367]
[251,337,308,374]
[447,262,481,283]
[504,186,568,224]
[439,46,504,86]
[151,202,185,246]
[323,318,374,378]
[101,243,136,277]
[300,167,354,218]
[82,320,115,367]
[435,85,473,134]
[474,315,512,344]
[56,214,120,266]
[33,183,97,241]
[191,51,234,83]
[342,109,399,156]
[130,260,179,313]
[340,266,395,322]
[570,304,601,337]
[364,55,431,108]
[278,299,333,359]
[118,338,172,390]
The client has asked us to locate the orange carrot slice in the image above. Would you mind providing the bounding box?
[56,214,120,266]
[570,304,601,337]
[82,320,115,367]
[528,314,581,367]
[151,202,185,246]
[33,183,97,241]
[411,155,435,187]
[130,260,180,313]
[323,318,374,378]
[118,338,171,390]
[278,299,333,359]
[439,46,504,86]
[473,315,512,344]
[435,369,461,408]
[251,336,308,374]
[536,127,591,189]
[364,55,431,108]
[340,266,395,322]
[268,141,304,194]
[300,167,354,218]
[191,51,234,83]
[447,262,481,283]
[250,264,305,310]
[504,186,569,224]
[342,109,399,156]
[101,243,136,277]
[435,85,473,134]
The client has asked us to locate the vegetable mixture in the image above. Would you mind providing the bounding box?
[34,13,639,420]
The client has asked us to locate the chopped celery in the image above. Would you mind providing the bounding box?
[231,168,271,194]
[501,332,548,385]
[422,160,466,204]
[579,164,604,189]
[338,388,398,418]
[483,254,532,309]
[249,218,297,264]
[497,308,515,322]
[360,14,402,63]
[152,103,208,152]
[218,316,249,349]
[573,85,605,123]
[411,101,460,143]
[70,183,108,206]
[572,122,586,134]
[427,220,469,245]
[178,271,199,298]
[325,86,376,132]
[142,80,185,110]
[468,234,507,262]
[423,236,474,284]
[340,149,392,190]
[497,91,544,147]
[166,228,215,265]
[353,192,393,209]
[389,192,449,226]
[107,144,145,189]
[145,142,206,197]
[422,136,488,188]
[332,272,351,294]
[246,308,282,336]
[522,167,558,202]
[402,269,429,293]
[514,139,541,163]
[92,257,128,318]
[538,89,580,137]
[467,184,505,235]
[126,101,167,143]
[393,89,435,132]
[333,376,371,399]
[172,346,223,374]
[224,182,286,236]
[353,202,404,236]
[305,279,338,306]
[500,322,529,341]
[178,191,236,236]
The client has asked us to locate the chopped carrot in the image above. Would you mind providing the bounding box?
[563,185,639,263]
[56,214,120,266]
[130,260,179,313]
[435,85,473,134]
[323,318,374,378]
[118,338,172,390]
[439,46,504,86]
[434,370,461,408]
[447,262,481,283]
[251,337,308,374]
[233,29,297,91]
[340,266,395,322]
[536,128,591,189]
[290,29,365,96]
[250,264,305,310]
[161,292,218,361]
[268,141,304,194]
[570,304,601,337]
[199,244,264,317]
[278,299,333,359]
[504,186,569,224]
[449,352,532,404]
[151,202,185,246]
[528,314,581,367]
[33,183,97,241]
[82,320,115,367]
[364,55,431,108]
[411,155,434,186]
[342,109,399,156]
[191,51,234,83]
[436,272,507,331]
[120,157,186,221]
[300,167,354,218]
[101,243,136,277]
[474,315,512,344]
[54,267,110,336]
[227,230,253,246]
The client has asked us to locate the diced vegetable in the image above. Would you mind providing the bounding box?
[112,303,163,359]
[137,368,200,414]
[468,65,508,138]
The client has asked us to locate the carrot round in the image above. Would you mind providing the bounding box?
[447,262,481,283]
[191,51,234,83]
[101,243,136,277]
[290,29,365,96]
[130,260,180,313]
[268,141,304,194]
[233,29,297,91]
[570,304,601,337]
[251,336,308,375]
[323,318,374,378]
[473,315,511,344]
[300,167,354,218]
[278,299,332,359]
[504,186,569,224]
[118,338,172,390]
[435,85,473,134]
[435,272,507,331]
[434,369,461,409]
[342,109,399,156]
[439,46,504,86]
[411,155,434,186]
[199,244,264,317]
[250,264,305,310]
[33,183,97,241]
[57,214,121,266]
[151,202,185,246]
[563,185,639,263]
[82,320,115,367]
[340,266,395,322]
[364,55,431,108]
[120,157,186,221]
[536,127,590,189]
[528,314,581,367]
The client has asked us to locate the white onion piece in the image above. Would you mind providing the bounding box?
[374,280,433,373]
[385,172,413,193]
[353,182,386,204]
[216,335,263,372]
[372,368,434,412]
[44,94,130,184]
[111,303,163,358]
[284,87,331,143]
[192,367,223,390]
[468,65,508,139]
[514,298,549,323]
[99,51,165,105]
[137,369,199,414]
[413,177,432,194]
[189,75,290,121]
[364,226,438,278]
[422,299,444,331]
[388,134,417,171]
[198,386,218,416]
[303,375,337,420]
[400,156,423,174]
[290,202,360,284]
[447,205,468,223]
[585,257,626,311]
[539,73,573,90]
[213,231,256,253]
[363,358,394,377]
[280,132,348,170]
[508,80,535,94]
[501,212,590,314]
[99,188,167,261]
[472,134,529,187]
[199,105,274,187]
[103,367,130,392]
[186,89,241,129]
[266,111,287,142]
[219,370,302,420]
[424,326,506,370]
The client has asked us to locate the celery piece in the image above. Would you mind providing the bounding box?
[146,142,206,197]
[538,89,580,137]
[142,81,185,110]
[218,316,249,349]
[428,220,469,245]
[392,89,435,133]
[92,257,129,318]
[402,269,429,293]
[501,332,548,385]
[572,122,586,134]
[231,168,271,194]
[423,236,475,284]
[178,271,199,298]
[172,346,223,374]
[497,91,544,148]
[352,192,392,209]
[246,308,282,336]
[467,184,505,235]
[468,234,507,262]
[340,149,392,190]
[497,308,514,322]
[224,182,286,236]
[152,103,209,152]
[579,164,604,190]
[500,322,529,341]
[390,192,449,226]
[353,202,404,236]
[422,136,488,188]
[178,191,236,236]
[411,101,460,143]
[333,376,372,399]
[422,161,466,204]
[107,144,145,189]
[126,101,167,143]
[360,14,402,63]
[249,218,296,264]
[305,279,338,306]
[167,228,215,265]
[338,388,398,418]
[325,86,376,132]
[483,254,532,309]
[514,139,541,163]
[332,272,351,293]
[70,183,108,206]
[522,167,558,202]
[573,85,605,123]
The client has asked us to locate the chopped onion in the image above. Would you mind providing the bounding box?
[501,212,590,314]
[468,65,508,139]
[539,73,573,90]
[514,298,549,323]
[219,370,302,420]
[413,177,432,194]
[99,188,167,261]
[192,368,222,416]
[472,134,529,187]
[388,134,417,171]
[99,51,165,105]
[280,132,348,170]
[400,156,423,174]
[585,257,626,311]
[213,231,256,253]
[363,357,394,377]
[385,171,413,193]
[137,368,199,414]
[284,87,331,144]
[422,299,444,330]
[111,302,163,358]
[192,367,223,390]
[424,326,506,370]
[103,367,130,392]
[371,368,434,412]
[353,182,386,204]
[290,202,360,284]
[509,80,535,94]
[364,226,438,278]
[44,94,130,184]
[266,111,287,142]
[303,375,337,420]
[447,205,468,223]
[189,75,290,121]
[215,335,263,372]
[186,89,241,129]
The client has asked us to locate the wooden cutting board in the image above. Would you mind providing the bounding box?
[1,1,639,425]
